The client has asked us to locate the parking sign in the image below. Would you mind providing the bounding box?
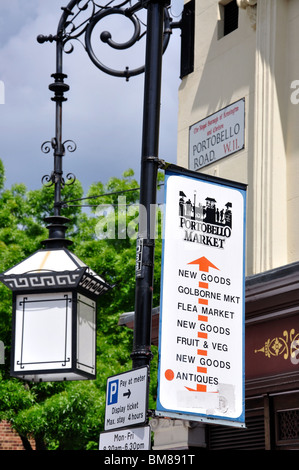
[104,367,149,431]
[107,380,119,405]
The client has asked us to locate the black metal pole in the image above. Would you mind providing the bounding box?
[131,1,165,370]
[50,35,68,217]
[38,9,72,248]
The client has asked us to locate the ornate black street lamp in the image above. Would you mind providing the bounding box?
[36,0,187,372]
[38,0,174,371]
[1,0,194,381]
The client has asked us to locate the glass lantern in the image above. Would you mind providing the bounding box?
[1,246,112,382]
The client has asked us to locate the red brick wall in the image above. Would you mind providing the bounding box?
[0,421,36,450]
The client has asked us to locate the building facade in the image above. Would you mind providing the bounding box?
[178,0,299,276]
[172,0,299,450]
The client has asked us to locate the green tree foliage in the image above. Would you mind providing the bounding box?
[0,161,162,450]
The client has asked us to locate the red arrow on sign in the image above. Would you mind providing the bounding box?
[188,256,219,272]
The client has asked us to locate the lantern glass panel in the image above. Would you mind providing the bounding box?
[77,294,96,377]
[14,292,72,374]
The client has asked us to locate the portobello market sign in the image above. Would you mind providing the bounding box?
[189,99,245,171]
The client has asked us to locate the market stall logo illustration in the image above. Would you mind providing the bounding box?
[178,190,233,249]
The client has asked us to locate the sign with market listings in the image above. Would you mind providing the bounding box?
[189,98,245,171]
[156,165,246,427]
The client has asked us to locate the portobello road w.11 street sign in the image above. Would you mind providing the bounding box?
[156,165,247,428]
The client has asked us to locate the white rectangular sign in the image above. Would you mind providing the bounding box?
[156,167,246,427]
[105,367,148,431]
[99,426,151,451]
[189,99,245,171]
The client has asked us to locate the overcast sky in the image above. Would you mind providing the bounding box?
[0,0,183,196]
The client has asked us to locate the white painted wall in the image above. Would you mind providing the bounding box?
[178,0,299,275]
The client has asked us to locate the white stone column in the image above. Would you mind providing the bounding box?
[251,0,288,273]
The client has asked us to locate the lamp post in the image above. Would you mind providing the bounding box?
[131,1,168,369]
[2,0,184,381]
[37,0,176,373]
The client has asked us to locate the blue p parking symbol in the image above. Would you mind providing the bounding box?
[107,379,119,405]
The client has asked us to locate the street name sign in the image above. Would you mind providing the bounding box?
[99,425,151,451]
[156,165,246,428]
[104,366,148,431]
[189,98,245,171]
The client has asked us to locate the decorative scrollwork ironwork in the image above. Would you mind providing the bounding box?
[38,0,172,80]
[41,142,52,155]
[64,173,77,186]
[38,0,174,216]
[42,171,76,188]
[41,137,77,189]
[41,138,57,154]
[41,138,77,157]
[41,172,55,188]
[63,140,77,153]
